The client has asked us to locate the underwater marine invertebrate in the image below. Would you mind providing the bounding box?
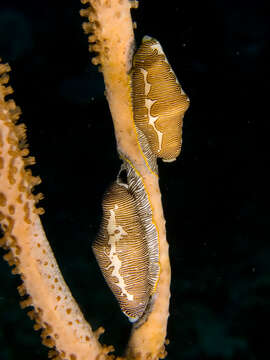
[132,36,190,164]
[93,178,159,323]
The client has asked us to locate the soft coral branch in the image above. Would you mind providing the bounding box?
[0,61,113,360]
[80,1,170,359]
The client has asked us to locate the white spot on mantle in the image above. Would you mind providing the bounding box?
[105,208,134,301]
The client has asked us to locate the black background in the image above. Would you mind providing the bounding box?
[0,1,265,359]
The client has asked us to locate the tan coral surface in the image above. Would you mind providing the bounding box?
[81,1,171,359]
[0,61,112,360]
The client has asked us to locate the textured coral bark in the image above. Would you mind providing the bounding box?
[0,62,112,360]
[81,1,171,359]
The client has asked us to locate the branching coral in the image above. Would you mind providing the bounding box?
[0,1,189,359]
[0,61,111,360]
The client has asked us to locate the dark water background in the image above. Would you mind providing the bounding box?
[0,0,265,359]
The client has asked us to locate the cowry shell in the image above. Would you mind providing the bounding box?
[132,36,190,163]
[92,169,159,322]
